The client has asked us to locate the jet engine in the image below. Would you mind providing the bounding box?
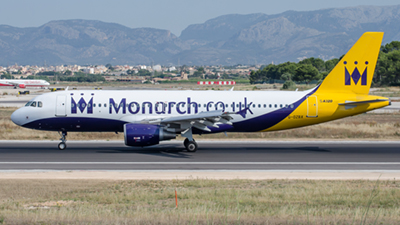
[18,84,26,88]
[124,123,176,147]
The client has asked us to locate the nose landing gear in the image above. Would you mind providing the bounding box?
[58,131,67,150]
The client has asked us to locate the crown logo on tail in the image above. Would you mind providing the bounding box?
[344,61,368,86]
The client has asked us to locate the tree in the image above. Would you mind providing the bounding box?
[192,71,203,78]
[299,57,325,72]
[138,69,151,76]
[64,70,72,75]
[105,63,114,71]
[375,49,400,85]
[0,73,13,79]
[292,64,320,84]
[324,58,340,73]
[381,41,400,53]
[281,72,296,90]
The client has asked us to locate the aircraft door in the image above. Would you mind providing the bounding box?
[307,95,318,118]
[55,95,67,117]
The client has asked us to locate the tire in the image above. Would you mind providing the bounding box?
[58,142,66,150]
[185,141,198,152]
[184,138,189,147]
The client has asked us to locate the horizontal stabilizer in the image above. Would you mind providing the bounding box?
[338,99,389,106]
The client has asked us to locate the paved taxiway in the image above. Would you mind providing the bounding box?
[0,141,399,170]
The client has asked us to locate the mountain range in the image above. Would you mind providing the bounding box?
[1,4,400,66]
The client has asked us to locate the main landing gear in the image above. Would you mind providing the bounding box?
[181,127,198,152]
[184,138,198,152]
[58,131,67,150]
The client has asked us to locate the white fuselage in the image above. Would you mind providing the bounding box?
[0,79,50,88]
[11,89,312,133]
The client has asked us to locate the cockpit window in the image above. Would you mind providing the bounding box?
[25,101,32,107]
[38,101,43,108]
[30,101,36,107]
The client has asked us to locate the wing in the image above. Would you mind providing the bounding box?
[142,110,234,133]
[7,81,19,86]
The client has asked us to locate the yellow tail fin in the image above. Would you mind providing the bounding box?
[317,32,383,95]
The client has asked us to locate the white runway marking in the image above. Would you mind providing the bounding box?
[0,162,399,165]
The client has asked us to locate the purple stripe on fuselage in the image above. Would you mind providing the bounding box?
[22,117,126,132]
[231,85,320,132]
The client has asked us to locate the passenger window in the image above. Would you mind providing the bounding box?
[258,104,261,108]
[280,104,283,108]
[30,101,36,107]
[104,104,107,107]
[203,104,206,107]
[269,104,272,108]
[263,104,266,108]
[38,101,42,107]
[290,104,294,108]
[93,104,96,107]
[274,104,277,108]
[98,104,101,108]
[198,104,201,108]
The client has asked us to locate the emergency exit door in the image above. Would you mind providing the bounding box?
[307,95,318,117]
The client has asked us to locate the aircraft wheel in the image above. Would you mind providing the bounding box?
[58,142,67,150]
[184,138,189,147]
[185,141,198,152]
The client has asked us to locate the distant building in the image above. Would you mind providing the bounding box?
[83,68,94,74]
[180,71,188,80]
[153,65,162,72]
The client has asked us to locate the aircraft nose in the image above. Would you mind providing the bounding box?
[11,108,25,126]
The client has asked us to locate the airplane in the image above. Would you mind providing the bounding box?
[0,79,50,88]
[10,32,390,152]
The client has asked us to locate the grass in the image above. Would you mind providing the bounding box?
[0,179,398,224]
[2,107,400,141]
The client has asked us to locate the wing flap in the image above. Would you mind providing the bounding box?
[160,110,224,123]
[141,110,234,133]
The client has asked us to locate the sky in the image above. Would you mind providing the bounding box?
[1,0,399,36]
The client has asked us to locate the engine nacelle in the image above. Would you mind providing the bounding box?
[18,84,26,88]
[124,123,176,147]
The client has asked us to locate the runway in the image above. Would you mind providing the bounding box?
[0,141,399,171]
